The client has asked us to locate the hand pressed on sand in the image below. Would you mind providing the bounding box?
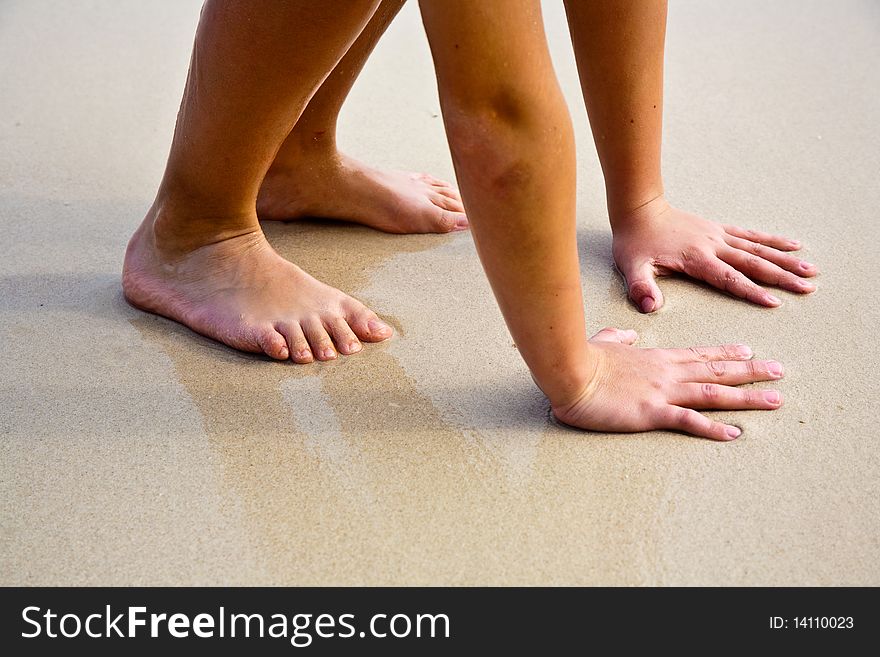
[611,197,818,312]
[551,328,784,441]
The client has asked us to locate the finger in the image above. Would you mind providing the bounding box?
[276,321,313,363]
[722,224,802,251]
[673,383,783,410]
[660,406,742,441]
[301,316,337,361]
[683,256,781,307]
[325,317,362,356]
[618,259,664,313]
[718,247,816,294]
[667,344,753,363]
[723,236,818,277]
[681,358,784,385]
[590,327,639,345]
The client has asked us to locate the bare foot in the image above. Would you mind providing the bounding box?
[257,151,468,234]
[123,210,393,362]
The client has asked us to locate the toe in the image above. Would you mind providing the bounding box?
[345,303,393,343]
[430,192,465,213]
[432,183,462,199]
[432,208,468,233]
[276,321,313,363]
[418,172,453,188]
[256,327,289,360]
[326,316,362,355]
[301,316,337,361]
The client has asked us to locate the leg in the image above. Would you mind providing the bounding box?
[123,0,392,362]
[256,0,468,234]
[565,0,816,312]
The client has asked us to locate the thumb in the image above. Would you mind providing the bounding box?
[590,327,639,345]
[621,260,663,313]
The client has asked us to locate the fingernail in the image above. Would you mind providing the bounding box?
[789,240,801,248]
[736,344,753,358]
[798,280,816,291]
[764,391,781,404]
[767,295,782,306]
[368,319,389,334]
[767,361,784,377]
[639,296,655,313]
[726,426,742,439]
[798,261,812,271]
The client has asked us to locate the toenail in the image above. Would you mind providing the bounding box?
[298,350,312,360]
[323,349,336,359]
[348,342,362,353]
[639,297,655,313]
[368,319,388,333]
[767,362,784,377]
[764,391,781,404]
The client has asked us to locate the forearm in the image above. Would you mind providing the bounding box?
[443,103,591,406]
[564,0,668,225]
[419,0,591,406]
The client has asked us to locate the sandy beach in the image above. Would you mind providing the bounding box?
[1,0,878,585]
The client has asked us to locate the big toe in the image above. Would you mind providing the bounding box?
[256,327,290,360]
[346,304,393,343]
[426,207,468,234]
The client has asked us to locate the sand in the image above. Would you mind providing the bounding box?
[1,0,878,586]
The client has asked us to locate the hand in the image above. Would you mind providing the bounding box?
[610,197,818,312]
[552,327,783,441]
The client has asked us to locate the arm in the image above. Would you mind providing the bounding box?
[564,0,817,312]
[419,0,784,440]
[419,0,589,408]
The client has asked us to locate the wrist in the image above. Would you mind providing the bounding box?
[537,342,602,412]
[607,189,668,231]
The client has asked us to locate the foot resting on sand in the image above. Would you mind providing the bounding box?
[257,150,469,234]
[123,208,393,363]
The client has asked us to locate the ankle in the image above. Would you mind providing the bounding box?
[270,131,341,172]
[147,193,261,254]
